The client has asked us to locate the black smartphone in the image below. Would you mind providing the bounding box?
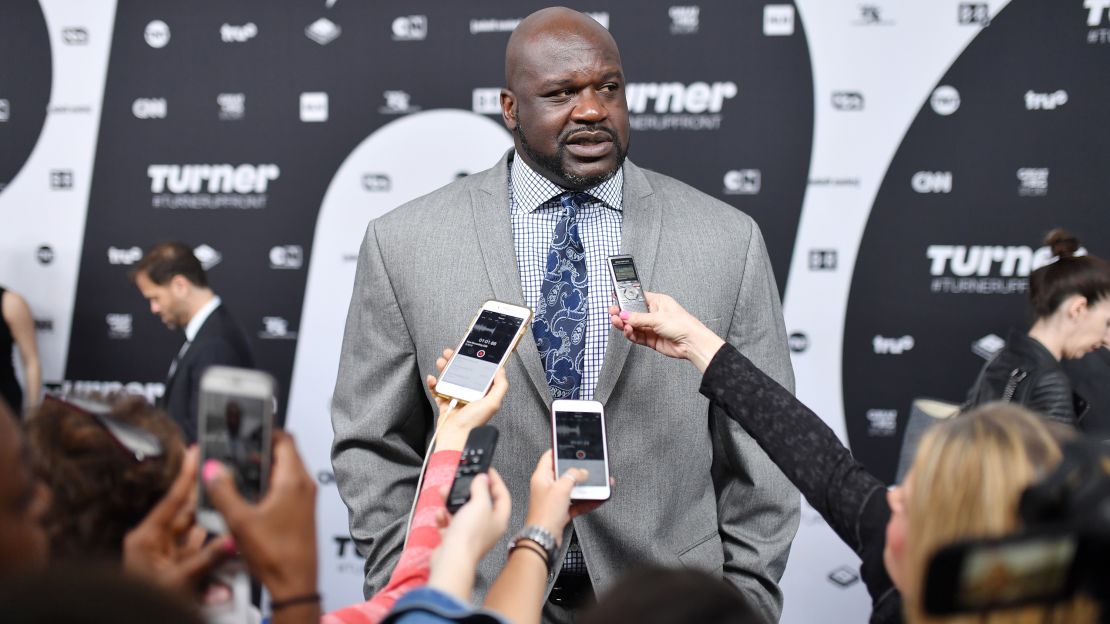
[446,425,500,513]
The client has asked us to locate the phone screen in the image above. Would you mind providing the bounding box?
[200,393,268,507]
[554,410,608,487]
[611,257,638,282]
[440,309,524,392]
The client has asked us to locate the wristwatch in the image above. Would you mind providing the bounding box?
[509,524,558,571]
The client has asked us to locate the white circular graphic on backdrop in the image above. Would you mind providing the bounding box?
[930,85,960,115]
[145,20,170,48]
[286,109,512,612]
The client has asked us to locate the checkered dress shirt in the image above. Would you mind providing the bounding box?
[509,153,624,401]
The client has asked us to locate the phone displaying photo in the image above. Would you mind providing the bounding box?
[551,399,611,501]
[197,366,276,534]
[435,301,532,404]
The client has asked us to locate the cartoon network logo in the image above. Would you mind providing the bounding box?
[873,335,914,355]
[148,164,280,193]
[926,244,1065,277]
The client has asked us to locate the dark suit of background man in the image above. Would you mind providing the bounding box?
[132,242,253,442]
[332,7,798,623]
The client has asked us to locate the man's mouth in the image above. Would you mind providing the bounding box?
[564,130,614,159]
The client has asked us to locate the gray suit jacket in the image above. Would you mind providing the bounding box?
[332,152,799,620]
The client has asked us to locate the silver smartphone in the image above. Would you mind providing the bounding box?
[435,300,532,404]
[607,254,648,313]
[551,399,612,501]
[196,366,276,534]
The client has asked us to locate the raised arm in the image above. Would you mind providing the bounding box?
[3,290,41,410]
[332,220,434,597]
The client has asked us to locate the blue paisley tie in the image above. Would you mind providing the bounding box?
[533,192,590,400]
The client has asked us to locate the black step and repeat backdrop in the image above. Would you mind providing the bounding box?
[2,0,1108,620]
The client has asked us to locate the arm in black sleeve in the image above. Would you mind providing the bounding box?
[699,342,897,612]
[1026,370,1079,426]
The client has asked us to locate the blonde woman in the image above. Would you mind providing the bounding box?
[610,293,1097,624]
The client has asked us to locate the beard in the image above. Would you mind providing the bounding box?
[515,121,628,191]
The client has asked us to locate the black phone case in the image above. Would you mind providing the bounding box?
[446,425,500,513]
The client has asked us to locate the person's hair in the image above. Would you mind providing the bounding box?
[904,402,1098,624]
[1028,229,1110,319]
[26,396,184,562]
[0,564,202,624]
[131,242,208,288]
[579,567,764,624]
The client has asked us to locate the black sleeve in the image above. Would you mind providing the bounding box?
[1026,369,1078,425]
[699,344,892,573]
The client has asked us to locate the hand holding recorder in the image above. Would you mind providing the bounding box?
[608,291,726,373]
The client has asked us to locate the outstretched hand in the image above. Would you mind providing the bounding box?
[427,348,509,451]
[122,447,232,594]
[526,450,606,544]
[609,292,725,373]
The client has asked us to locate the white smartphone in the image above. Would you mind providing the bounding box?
[551,399,612,501]
[435,300,532,404]
[196,366,276,534]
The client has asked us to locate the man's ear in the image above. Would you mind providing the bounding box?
[169,274,192,296]
[500,89,517,131]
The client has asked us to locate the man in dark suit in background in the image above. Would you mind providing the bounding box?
[132,242,253,442]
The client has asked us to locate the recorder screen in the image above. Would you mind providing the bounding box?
[440,310,524,391]
[554,410,608,487]
[611,258,638,282]
[955,535,1076,608]
[200,393,267,505]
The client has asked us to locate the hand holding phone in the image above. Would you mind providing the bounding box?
[435,301,532,405]
[551,400,611,501]
[446,425,500,513]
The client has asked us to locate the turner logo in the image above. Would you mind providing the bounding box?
[723,169,761,195]
[145,20,170,48]
[926,244,1066,295]
[626,81,737,131]
[873,335,914,355]
[930,85,960,115]
[133,98,167,119]
[1086,0,1110,25]
[472,88,502,115]
[392,15,427,40]
[270,245,303,269]
[669,6,699,34]
[106,314,133,339]
[911,171,952,193]
[108,246,142,265]
[866,409,897,437]
[221,23,257,42]
[148,164,279,209]
[1024,90,1067,110]
[56,380,165,404]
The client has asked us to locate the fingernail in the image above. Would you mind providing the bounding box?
[202,459,223,484]
[619,311,630,320]
[222,536,237,554]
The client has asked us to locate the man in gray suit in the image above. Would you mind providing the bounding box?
[332,7,798,621]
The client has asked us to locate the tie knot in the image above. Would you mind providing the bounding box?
[559,192,591,216]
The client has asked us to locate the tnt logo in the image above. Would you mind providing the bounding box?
[911,171,952,194]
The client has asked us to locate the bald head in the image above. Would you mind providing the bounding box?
[505,8,620,87]
[499,7,630,190]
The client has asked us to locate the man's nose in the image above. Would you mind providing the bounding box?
[571,88,608,123]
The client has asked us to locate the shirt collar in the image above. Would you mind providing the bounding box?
[185,296,221,342]
[510,151,624,214]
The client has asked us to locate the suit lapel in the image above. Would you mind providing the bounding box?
[470,153,553,406]
[594,160,661,405]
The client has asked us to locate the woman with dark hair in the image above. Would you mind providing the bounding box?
[0,286,41,416]
[26,395,185,562]
[965,228,1110,424]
